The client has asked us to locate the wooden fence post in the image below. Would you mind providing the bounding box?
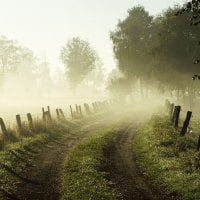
[0,118,7,139]
[171,106,177,123]
[16,114,23,135]
[197,135,200,151]
[56,109,60,120]
[47,106,52,120]
[59,109,65,119]
[27,113,33,129]
[75,104,79,114]
[42,107,45,121]
[79,105,82,115]
[174,106,181,128]
[70,105,73,118]
[180,111,192,136]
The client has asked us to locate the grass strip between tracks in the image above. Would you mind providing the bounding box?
[61,125,122,200]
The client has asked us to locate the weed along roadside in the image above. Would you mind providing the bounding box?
[133,101,200,200]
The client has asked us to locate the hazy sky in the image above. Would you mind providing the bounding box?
[0,0,185,73]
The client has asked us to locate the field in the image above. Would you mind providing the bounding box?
[0,100,199,200]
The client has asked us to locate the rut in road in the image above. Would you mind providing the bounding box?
[6,117,112,200]
[102,124,175,200]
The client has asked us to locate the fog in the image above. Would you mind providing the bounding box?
[0,0,199,126]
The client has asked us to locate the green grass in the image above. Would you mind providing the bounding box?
[61,126,122,200]
[133,115,200,200]
[0,120,73,199]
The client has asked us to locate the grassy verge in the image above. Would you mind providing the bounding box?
[61,126,122,200]
[0,120,74,199]
[133,115,200,200]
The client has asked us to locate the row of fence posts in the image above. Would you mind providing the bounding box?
[0,100,110,149]
[165,99,200,151]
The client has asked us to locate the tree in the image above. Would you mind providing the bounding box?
[176,1,200,26]
[107,77,132,101]
[60,37,98,92]
[0,36,21,74]
[176,0,200,74]
[110,6,157,97]
[0,36,39,92]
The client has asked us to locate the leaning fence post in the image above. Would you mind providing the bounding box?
[42,107,45,121]
[171,106,177,123]
[59,109,65,119]
[56,109,60,120]
[0,117,7,139]
[16,114,23,135]
[79,105,82,115]
[180,111,192,136]
[0,118,7,150]
[47,106,52,120]
[174,106,181,128]
[27,113,33,129]
[70,105,73,118]
[197,135,200,151]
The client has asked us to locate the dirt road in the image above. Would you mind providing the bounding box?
[2,112,174,200]
[5,117,113,200]
[102,123,173,200]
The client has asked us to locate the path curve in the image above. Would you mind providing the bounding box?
[102,124,173,200]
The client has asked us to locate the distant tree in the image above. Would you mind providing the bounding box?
[0,36,39,91]
[0,36,21,74]
[60,37,98,93]
[107,77,132,100]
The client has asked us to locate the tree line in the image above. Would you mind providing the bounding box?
[109,4,200,109]
[0,36,104,97]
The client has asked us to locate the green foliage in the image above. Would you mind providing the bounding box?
[176,1,200,26]
[62,127,122,200]
[111,6,154,80]
[110,4,200,100]
[60,37,98,91]
[133,115,200,200]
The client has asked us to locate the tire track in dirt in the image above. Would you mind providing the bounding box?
[6,117,114,200]
[102,124,174,200]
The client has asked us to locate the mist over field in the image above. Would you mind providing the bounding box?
[2,1,200,199]
[0,0,197,123]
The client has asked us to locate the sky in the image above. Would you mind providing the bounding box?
[0,0,185,74]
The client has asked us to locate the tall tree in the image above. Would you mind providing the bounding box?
[60,37,98,92]
[110,6,156,97]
